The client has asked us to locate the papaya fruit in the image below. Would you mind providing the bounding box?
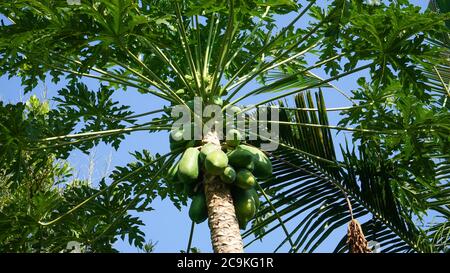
[199,142,220,162]
[183,182,197,198]
[178,147,200,183]
[220,165,236,184]
[245,160,255,172]
[232,187,260,211]
[169,128,189,152]
[227,145,255,170]
[189,193,208,223]
[235,169,256,189]
[224,144,235,152]
[238,145,272,179]
[226,128,241,147]
[247,187,260,210]
[170,128,184,142]
[204,150,228,175]
[238,218,249,230]
[233,188,256,230]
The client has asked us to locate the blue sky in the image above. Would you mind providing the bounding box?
[0,0,428,253]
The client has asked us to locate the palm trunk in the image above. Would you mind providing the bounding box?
[203,131,244,253]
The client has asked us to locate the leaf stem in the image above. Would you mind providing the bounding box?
[186,221,195,253]
[255,181,296,252]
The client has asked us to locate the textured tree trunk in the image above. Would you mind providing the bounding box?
[203,131,244,253]
[204,176,244,253]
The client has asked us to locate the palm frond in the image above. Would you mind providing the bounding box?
[245,90,435,253]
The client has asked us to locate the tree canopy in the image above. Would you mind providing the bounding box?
[0,0,449,252]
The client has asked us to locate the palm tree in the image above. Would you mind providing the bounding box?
[0,0,448,253]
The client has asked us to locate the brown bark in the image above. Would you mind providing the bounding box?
[203,131,244,253]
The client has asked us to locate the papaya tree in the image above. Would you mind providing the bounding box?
[0,0,449,253]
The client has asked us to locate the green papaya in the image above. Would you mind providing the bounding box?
[247,187,260,210]
[220,165,236,184]
[233,189,256,230]
[238,218,249,230]
[178,147,200,183]
[227,145,255,170]
[183,182,197,197]
[204,150,228,175]
[226,129,241,147]
[169,128,187,152]
[235,169,256,189]
[170,128,184,142]
[199,143,220,162]
[238,145,272,179]
[245,160,255,172]
[224,144,235,152]
[189,193,208,224]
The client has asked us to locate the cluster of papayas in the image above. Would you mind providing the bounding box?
[223,133,272,229]
[166,100,272,229]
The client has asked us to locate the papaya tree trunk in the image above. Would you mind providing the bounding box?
[204,176,244,253]
[203,131,244,253]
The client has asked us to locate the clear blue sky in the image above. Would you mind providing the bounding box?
[0,0,428,253]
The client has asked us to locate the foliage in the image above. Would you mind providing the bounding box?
[0,97,149,252]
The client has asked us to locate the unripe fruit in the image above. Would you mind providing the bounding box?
[200,142,220,162]
[204,150,228,175]
[178,147,200,183]
[220,165,236,184]
[235,169,256,189]
[189,193,208,224]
